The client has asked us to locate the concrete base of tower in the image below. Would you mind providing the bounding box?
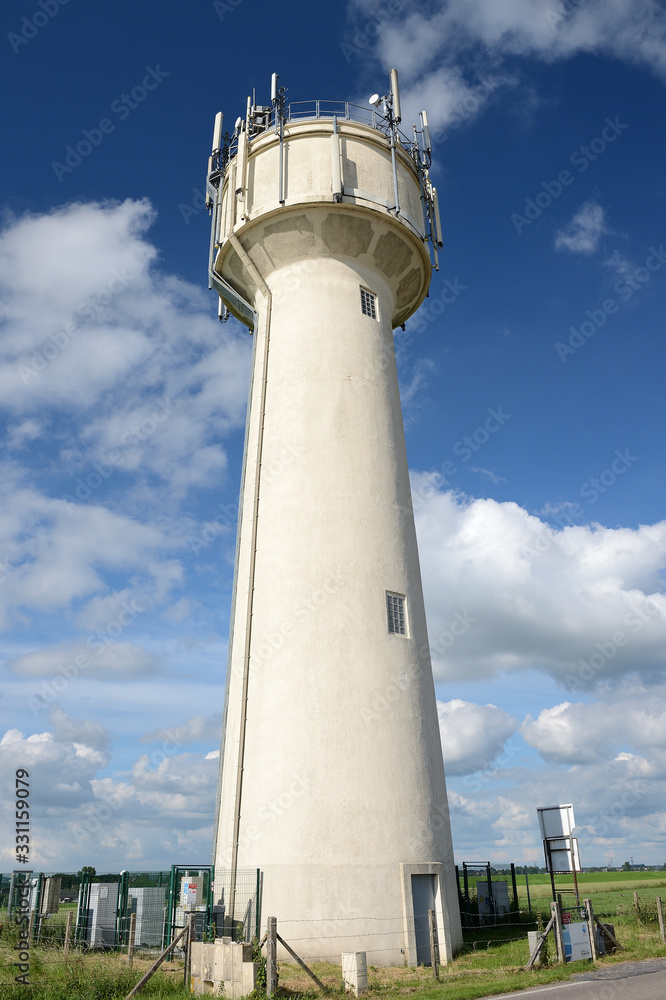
[215,861,463,967]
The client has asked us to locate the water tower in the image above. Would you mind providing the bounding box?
[206,71,462,966]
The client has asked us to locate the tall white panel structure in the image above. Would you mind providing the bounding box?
[207,73,462,965]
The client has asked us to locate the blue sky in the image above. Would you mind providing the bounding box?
[1,0,665,875]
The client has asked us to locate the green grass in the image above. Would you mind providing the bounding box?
[0,928,190,999]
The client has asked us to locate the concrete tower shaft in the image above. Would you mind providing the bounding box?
[208,88,462,966]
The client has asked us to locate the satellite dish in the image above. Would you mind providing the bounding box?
[368,94,381,107]
[235,116,242,131]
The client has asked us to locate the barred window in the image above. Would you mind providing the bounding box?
[360,287,377,319]
[387,592,407,635]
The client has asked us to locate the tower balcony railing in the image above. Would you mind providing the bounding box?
[282,99,389,131]
[221,100,417,165]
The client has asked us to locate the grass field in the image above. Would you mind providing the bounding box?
[1,872,665,999]
[499,870,666,916]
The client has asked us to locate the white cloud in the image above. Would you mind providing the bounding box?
[141,713,223,746]
[0,199,250,494]
[0,199,256,648]
[449,742,666,864]
[6,419,42,449]
[522,691,666,765]
[400,358,437,427]
[470,466,506,484]
[555,201,608,255]
[347,0,666,134]
[49,705,111,751]
[6,640,162,680]
[414,480,666,684]
[0,719,217,869]
[438,699,517,774]
[604,248,635,281]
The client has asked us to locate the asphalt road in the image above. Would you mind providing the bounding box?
[484,959,666,999]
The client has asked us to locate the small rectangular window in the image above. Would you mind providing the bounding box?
[387,592,407,635]
[360,287,377,319]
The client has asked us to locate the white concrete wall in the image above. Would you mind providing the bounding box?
[213,120,462,965]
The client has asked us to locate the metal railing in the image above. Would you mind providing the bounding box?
[221,99,417,165]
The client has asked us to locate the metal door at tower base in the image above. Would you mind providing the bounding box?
[411,873,436,965]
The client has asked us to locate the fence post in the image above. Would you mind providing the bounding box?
[266,916,278,996]
[184,913,196,988]
[657,897,666,943]
[28,910,37,943]
[583,899,598,961]
[551,901,565,964]
[633,892,641,919]
[128,912,136,970]
[511,863,519,913]
[64,909,73,954]
[428,909,439,980]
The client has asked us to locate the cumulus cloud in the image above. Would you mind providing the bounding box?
[0,199,255,648]
[555,201,608,255]
[0,725,109,821]
[0,720,217,868]
[438,699,517,774]
[449,738,666,864]
[346,0,666,134]
[141,713,223,746]
[522,690,666,765]
[0,475,180,628]
[0,199,250,492]
[414,480,666,684]
[49,705,111,751]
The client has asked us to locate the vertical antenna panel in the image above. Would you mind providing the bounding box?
[212,112,224,154]
[432,187,443,247]
[389,68,401,123]
[420,110,431,152]
[271,72,278,103]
